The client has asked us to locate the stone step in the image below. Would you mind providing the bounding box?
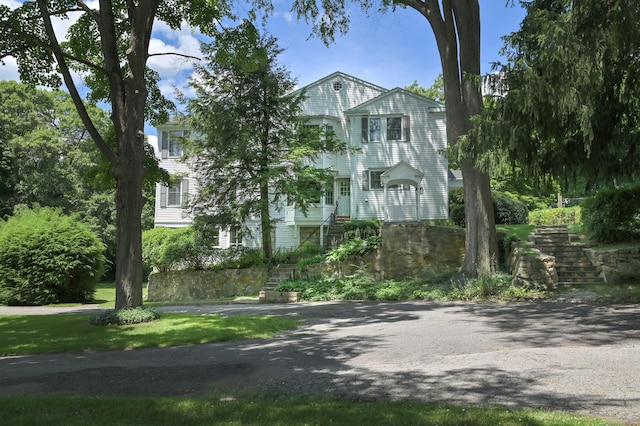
[527,227,603,286]
[262,264,298,291]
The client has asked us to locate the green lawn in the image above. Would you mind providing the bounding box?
[0,395,621,426]
[0,313,298,356]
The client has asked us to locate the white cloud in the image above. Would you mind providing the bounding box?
[0,57,19,81]
[147,21,207,105]
[0,1,22,7]
[146,135,159,156]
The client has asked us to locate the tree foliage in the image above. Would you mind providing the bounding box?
[0,0,229,309]
[183,22,345,259]
[0,82,163,278]
[467,0,640,189]
[404,74,445,103]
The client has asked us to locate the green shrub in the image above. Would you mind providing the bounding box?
[343,219,381,239]
[294,241,324,255]
[298,254,325,269]
[89,306,162,326]
[449,190,529,226]
[212,247,265,269]
[528,206,581,226]
[276,268,541,302]
[581,184,640,243]
[449,204,466,227]
[325,236,381,262]
[493,192,529,225]
[142,227,202,271]
[0,207,105,306]
[143,227,266,271]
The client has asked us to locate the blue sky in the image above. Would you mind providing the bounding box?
[0,1,527,139]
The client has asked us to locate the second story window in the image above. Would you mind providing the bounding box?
[387,117,402,141]
[160,129,188,159]
[361,116,410,143]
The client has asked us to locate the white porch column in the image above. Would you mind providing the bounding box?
[415,186,420,220]
[383,184,388,221]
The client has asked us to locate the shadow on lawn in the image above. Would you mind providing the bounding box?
[1,300,639,422]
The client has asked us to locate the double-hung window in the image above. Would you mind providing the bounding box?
[387,117,402,141]
[362,170,385,191]
[361,116,410,143]
[230,227,243,247]
[160,129,188,159]
[167,181,182,206]
[160,178,189,208]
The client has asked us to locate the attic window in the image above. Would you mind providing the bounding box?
[333,81,343,91]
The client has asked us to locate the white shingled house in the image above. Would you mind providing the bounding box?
[154,71,450,249]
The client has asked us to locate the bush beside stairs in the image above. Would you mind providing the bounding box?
[527,225,603,285]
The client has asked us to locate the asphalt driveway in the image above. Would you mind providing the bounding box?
[1,300,639,423]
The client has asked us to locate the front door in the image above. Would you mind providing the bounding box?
[337,179,350,217]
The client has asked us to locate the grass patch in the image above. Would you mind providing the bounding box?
[0,313,298,356]
[0,395,620,426]
[497,224,536,243]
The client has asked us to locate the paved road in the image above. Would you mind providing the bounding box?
[1,301,639,423]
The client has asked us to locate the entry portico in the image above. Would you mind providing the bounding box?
[381,161,425,222]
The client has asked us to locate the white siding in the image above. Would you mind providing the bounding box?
[154,124,198,228]
[153,72,451,249]
[348,90,448,221]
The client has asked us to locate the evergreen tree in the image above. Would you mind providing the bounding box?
[184,22,344,259]
[466,0,640,190]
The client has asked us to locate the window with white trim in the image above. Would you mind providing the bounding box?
[160,129,188,159]
[230,227,243,247]
[361,116,410,143]
[362,170,385,191]
[160,178,189,208]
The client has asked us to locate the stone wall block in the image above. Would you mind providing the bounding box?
[147,268,265,301]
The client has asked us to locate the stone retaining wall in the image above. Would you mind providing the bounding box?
[147,267,264,301]
[306,224,465,280]
[148,224,465,302]
[584,246,640,284]
[508,246,557,289]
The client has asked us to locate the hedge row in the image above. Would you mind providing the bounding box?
[581,184,640,243]
[449,189,529,227]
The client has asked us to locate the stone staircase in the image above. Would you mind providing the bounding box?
[259,263,300,302]
[528,226,603,285]
[326,215,350,249]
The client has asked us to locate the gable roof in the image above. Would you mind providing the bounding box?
[381,161,425,186]
[294,71,388,95]
[345,87,445,115]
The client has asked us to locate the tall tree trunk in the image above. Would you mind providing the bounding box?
[260,181,273,260]
[409,0,498,276]
[114,139,145,309]
[108,0,158,308]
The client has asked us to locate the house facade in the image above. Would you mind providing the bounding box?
[154,71,449,249]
